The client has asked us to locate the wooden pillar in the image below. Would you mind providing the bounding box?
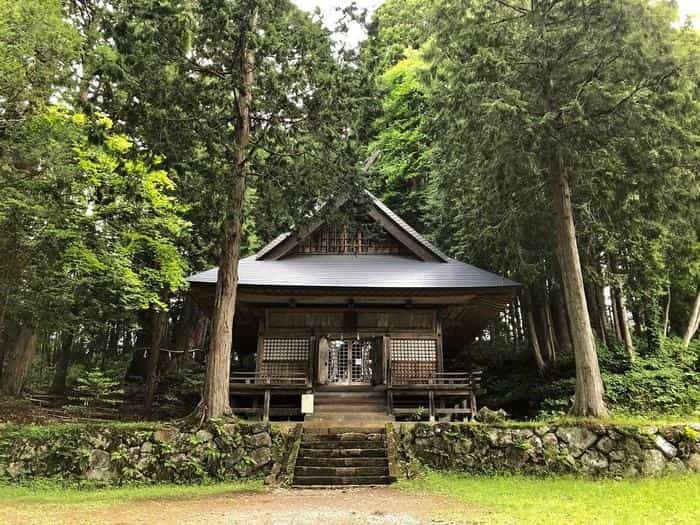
[263,389,270,422]
[428,390,435,422]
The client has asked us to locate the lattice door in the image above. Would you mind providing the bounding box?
[327,338,373,384]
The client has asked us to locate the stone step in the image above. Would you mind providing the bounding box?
[294,466,389,477]
[297,447,387,458]
[302,432,385,442]
[298,440,381,449]
[303,426,385,434]
[295,457,388,467]
[293,475,394,486]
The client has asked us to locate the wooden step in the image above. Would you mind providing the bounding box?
[314,391,385,399]
[304,413,391,423]
[313,405,386,414]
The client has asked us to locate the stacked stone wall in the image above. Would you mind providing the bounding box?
[392,422,700,478]
[0,421,297,485]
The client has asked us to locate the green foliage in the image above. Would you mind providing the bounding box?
[67,370,124,415]
[602,338,700,416]
[1,106,188,331]
[369,49,437,233]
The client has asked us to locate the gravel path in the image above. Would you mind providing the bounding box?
[5,487,478,525]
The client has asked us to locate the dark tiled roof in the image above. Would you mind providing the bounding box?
[187,254,519,290]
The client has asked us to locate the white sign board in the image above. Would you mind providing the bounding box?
[301,394,314,414]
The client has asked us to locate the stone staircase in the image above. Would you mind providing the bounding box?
[293,426,394,487]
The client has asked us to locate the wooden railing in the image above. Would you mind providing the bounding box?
[229,371,311,423]
[387,370,483,422]
[230,371,310,387]
[388,370,482,388]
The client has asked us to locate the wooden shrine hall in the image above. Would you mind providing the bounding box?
[188,191,519,424]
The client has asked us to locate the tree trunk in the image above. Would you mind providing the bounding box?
[144,306,168,418]
[662,286,671,337]
[0,291,8,377]
[513,296,525,345]
[612,284,635,361]
[584,278,606,346]
[544,298,558,361]
[552,288,573,356]
[126,310,152,380]
[525,291,546,371]
[169,298,197,372]
[550,160,607,417]
[683,290,700,348]
[200,9,258,420]
[50,332,74,395]
[1,325,38,397]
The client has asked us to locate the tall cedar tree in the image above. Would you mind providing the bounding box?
[107,0,364,418]
[430,0,690,415]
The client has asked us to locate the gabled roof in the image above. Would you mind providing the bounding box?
[187,191,520,292]
[253,190,448,263]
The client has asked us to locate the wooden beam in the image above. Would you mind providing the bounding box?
[236,292,477,305]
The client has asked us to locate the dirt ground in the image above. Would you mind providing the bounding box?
[3,487,479,525]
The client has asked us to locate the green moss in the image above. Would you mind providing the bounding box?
[683,426,699,440]
[0,422,165,441]
[395,414,699,429]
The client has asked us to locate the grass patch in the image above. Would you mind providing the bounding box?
[0,480,263,506]
[0,480,264,525]
[401,472,700,524]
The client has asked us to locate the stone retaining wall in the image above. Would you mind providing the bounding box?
[392,422,700,478]
[0,421,297,485]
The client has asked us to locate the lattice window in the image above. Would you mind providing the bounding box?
[297,223,406,255]
[262,338,309,360]
[390,339,437,384]
[260,338,309,378]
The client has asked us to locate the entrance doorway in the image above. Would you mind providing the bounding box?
[327,339,374,385]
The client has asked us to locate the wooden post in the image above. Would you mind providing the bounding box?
[462,399,469,423]
[428,390,435,422]
[470,390,477,420]
[263,389,270,422]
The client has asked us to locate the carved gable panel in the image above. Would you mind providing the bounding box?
[296,223,409,255]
